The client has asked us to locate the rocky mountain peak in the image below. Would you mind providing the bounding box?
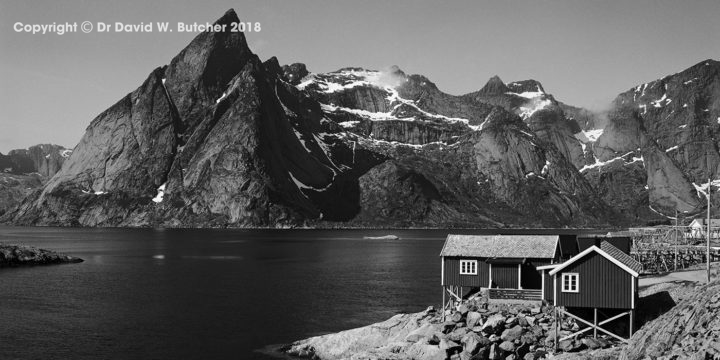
[506,79,545,95]
[478,75,510,95]
[162,8,255,136]
[281,63,309,85]
[262,56,282,77]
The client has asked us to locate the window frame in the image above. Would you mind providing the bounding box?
[561,272,579,293]
[459,259,478,275]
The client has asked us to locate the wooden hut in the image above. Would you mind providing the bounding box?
[543,240,643,343]
[439,235,561,305]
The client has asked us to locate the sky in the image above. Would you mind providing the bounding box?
[1,0,719,153]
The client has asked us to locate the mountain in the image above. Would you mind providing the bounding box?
[588,59,720,220]
[0,144,71,216]
[2,9,715,228]
[0,144,71,177]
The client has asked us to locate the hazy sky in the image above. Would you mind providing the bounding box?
[1,0,719,152]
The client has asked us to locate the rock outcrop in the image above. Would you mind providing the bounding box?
[621,280,720,359]
[0,243,82,267]
[285,294,622,360]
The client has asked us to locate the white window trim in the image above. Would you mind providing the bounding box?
[561,272,579,293]
[459,260,478,275]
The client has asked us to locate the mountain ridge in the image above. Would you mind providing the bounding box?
[2,9,718,228]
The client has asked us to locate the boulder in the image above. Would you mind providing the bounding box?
[467,311,483,328]
[501,325,524,343]
[451,312,464,323]
[461,332,487,355]
[520,332,538,345]
[482,314,507,334]
[517,316,528,327]
[499,341,516,352]
[448,328,471,342]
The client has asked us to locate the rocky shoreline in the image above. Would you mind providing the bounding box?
[284,293,624,360]
[283,279,720,360]
[0,243,83,267]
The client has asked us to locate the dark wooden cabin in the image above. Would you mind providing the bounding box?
[440,235,561,302]
[544,240,643,343]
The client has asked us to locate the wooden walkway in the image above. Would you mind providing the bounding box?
[488,288,542,301]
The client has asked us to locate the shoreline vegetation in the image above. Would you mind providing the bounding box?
[0,243,83,267]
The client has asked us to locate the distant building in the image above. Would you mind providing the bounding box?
[688,218,720,238]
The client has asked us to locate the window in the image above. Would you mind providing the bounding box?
[561,273,579,293]
[459,260,477,275]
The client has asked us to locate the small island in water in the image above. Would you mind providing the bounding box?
[0,243,83,267]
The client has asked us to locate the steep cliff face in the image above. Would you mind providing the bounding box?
[464,77,587,171]
[591,60,720,216]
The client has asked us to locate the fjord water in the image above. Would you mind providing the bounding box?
[0,228,597,359]
[0,227,454,359]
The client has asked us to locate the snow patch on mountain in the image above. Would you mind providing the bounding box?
[692,180,720,198]
[651,93,671,108]
[152,183,166,203]
[215,92,227,104]
[313,70,479,131]
[579,152,642,173]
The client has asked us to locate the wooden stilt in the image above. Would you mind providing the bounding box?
[442,286,446,322]
[629,310,634,338]
[554,307,559,351]
[559,308,630,343]
[593,308,598,338]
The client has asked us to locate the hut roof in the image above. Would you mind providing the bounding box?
[549,241,643,277]
[439,235,558,259]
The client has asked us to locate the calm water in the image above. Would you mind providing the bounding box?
[0,227,601,359]
[0,228,453,359]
